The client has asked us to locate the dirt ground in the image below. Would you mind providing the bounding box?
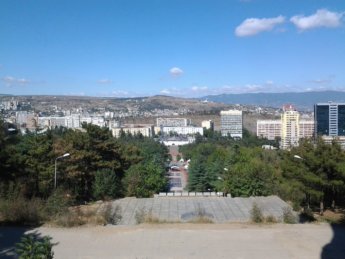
[1,223,344,259]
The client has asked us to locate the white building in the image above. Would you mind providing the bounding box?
[220,110,243,138]
[160,136,194,146]
[37,115,106,129]
[80,116,105,127]
[66,115,81,129]
[281,105,300,150]
[257,120,281,140]
[201,120,214,130]
[299,120,315,139]
[112,125,154,138]
[156,117,190,127]
[16,111,37,129]
[257,119,314,143]
[1,99,18,110]
[156,126,203,136]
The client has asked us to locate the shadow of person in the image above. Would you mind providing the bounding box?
[321,223,345,259]
[0,226,33,258]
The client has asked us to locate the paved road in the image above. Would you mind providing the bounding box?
[1,224,344,259]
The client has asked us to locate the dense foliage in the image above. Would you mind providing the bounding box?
[0,121,169,204]
[181,131,345,211]
[16,234,54,259]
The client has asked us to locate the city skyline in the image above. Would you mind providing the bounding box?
[1,0,344,97]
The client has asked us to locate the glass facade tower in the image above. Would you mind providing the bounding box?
[314,103,345,136]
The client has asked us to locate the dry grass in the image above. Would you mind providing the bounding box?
[265,215,278,223]
[316,209,345,224]
[50,201,122,227]
[188,216,214,224]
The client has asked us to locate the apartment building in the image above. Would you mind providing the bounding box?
[220,110,243,138]
[257,120,281,140]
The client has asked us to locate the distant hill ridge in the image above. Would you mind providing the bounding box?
[202,91,345,110]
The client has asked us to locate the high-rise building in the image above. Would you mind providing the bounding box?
[220,110,243,138]
[314,103,345,137]
[281,104,300,150]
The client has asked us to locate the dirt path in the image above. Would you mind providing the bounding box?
[2,223,344,259]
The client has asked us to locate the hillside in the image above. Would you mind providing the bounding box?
[202,91,345,110]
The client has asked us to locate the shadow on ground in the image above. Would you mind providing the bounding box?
[0,226,34,258]
[321,224,345,259]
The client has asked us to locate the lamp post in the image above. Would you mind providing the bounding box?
[54,153,70,189]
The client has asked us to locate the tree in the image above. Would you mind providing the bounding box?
[124,159,167,198]
[188,155,211,192]
[93,169,122,200]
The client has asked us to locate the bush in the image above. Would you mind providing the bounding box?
[54,209,84,227]
[283,206,297,224]
[44,189,73,219]
[250,202,263,223]
[265,215,278,223]
[15,233,54,259]
[0,196,44,225]
[134,208,172,224]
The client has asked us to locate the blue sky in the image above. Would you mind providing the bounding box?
[1,0,344,97]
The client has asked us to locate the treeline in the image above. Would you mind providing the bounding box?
[180,132,345,212]
[0,120,169,202]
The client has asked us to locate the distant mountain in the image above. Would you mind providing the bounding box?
[202,91,345,110]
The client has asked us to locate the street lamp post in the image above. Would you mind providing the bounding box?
[54,153,70,189]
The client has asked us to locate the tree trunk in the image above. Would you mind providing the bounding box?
[331,199,335,211]
[320,200,324,216]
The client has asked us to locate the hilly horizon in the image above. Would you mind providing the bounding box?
[202,91,345,111]
[3,91,345,111]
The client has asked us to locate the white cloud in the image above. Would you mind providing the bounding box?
[169,67,184,77]
[98,79,112,84]
[68,92,85,96]
[311,78,332,84]
[290,9,344,31]
[111,90,129,96]
[191,86,208,92]
[235,15,285,37]
[160,89,171,95]
[2,76,30,87]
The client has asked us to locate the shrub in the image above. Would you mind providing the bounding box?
[0,196,44,225]
[44,189,73,219]
[283,206,297,224]
[250,202,263,223]
[15,234,54,259]
[265,215,278,223]
[54,209,84,227]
